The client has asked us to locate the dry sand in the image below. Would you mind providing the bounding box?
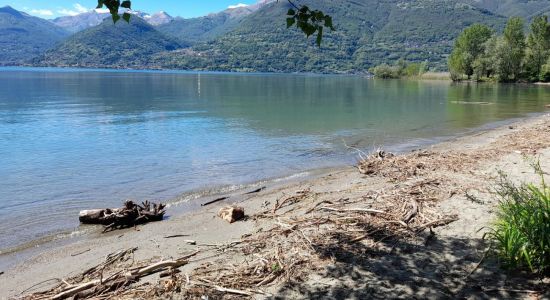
[2,114,550,299]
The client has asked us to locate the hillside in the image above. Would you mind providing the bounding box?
[53,11,174,33]
[33,17,183,68]
[157,4,265,44]
[12,0,529,73]
[465,0,550,18]
[152,0,507,73]
[0,6,69,65]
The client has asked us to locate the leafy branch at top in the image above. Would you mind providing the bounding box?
[96,0,132,23]
[283,0,334,46]
[96,0,334,46]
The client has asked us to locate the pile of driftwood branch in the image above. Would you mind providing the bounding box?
[79,200,166,232]
[21,247,199,300]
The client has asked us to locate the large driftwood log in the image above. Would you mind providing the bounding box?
[79,200,166,232]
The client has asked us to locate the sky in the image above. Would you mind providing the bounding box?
[0,0,258,19]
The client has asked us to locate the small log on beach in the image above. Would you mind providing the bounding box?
[79,200,166,232]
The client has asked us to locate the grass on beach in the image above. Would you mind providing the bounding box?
[487,161,550,274]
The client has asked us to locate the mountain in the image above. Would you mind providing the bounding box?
[157,3,268,44]
[34,17,183,68]
[464,0,550,18]
[142,11,173,26]
[0,6,69,65]
[52,11,110,33]
[152,0,507,73]
[20,0,538,73]
[53,10,173,33]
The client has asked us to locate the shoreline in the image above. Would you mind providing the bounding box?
[3,113,550,299]
[1,110,544,267]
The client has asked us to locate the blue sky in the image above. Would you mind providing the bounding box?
[1,0,258,19]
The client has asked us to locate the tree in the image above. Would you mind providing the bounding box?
[95,0,334,46]
[496,17,525,81]
[525,15,550,81]
[473,36,499,80]
[448,24,493,80]
[541,57,550,82]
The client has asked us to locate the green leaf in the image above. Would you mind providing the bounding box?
[122,12,131,23]
[286,17,295,28]
[302,23,316,37]
[121,0,131,9]
[316,26,323,47]
[324,16,333,30]
[112,13,121,24]
[96,0,104,9]
[287,8,295,16]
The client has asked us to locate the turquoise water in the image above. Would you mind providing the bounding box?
[1,67,550,253]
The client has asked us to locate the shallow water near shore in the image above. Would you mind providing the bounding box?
[1,67,550,256]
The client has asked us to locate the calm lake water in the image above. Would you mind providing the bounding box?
[1,68,550,253]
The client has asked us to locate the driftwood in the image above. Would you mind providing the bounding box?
[79,200,165,232]
[51,257,189,300]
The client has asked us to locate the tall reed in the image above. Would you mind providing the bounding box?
[487,161,549,274]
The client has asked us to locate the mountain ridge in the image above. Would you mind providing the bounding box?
[0,5,69,65]
[3,1,550,72]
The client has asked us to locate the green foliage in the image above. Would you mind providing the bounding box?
[285,2,334,46]
[96,0,131,24]
[450,15,550,82]
[371,64,400,78]
[541,56,550,81]
[472,36,499,80]
[525,15,550,81]
[370,59,427,78]
[448,24,493,79]
[487,162,550,274]
[498,17,526,81]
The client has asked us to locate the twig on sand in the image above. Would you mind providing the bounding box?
[319,206,386,215]
[71,249,91,257]
[163,234,190,239]
[201,197,228,207]
[245,187,266,194]
[464,248,489,279]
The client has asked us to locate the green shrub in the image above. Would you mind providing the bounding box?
[487,162,550,274]
[540,63,550,82]
[371,64,401,79]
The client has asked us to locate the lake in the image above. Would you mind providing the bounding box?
[1,67,550,254]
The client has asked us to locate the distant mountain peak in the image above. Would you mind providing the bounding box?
[0,5,25,17]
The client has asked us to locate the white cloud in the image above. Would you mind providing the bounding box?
[29,9,54,16]
[228,3,249,9]
[57,3,90,16]
[74,3,88,13]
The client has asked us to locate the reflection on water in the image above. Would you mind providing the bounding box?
[1,68,550,252]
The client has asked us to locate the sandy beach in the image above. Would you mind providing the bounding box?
[3,114,550,299]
